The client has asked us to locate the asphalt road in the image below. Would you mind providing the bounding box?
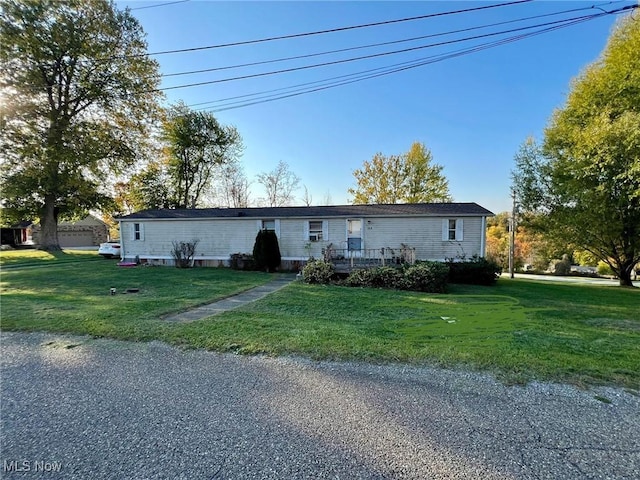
[1,332,639,479]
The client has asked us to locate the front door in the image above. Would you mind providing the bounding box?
[347,219,363,257]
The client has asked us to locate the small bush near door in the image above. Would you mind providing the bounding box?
[302,259,335,284]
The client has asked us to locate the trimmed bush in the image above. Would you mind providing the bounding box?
[401,261,449,293]
[302,259,334,284]
[447,256,502,285]
[343,264,447,293]
[369,266,403,288]
[253,230,281,272]
[343,268,375,287]
[344,266,404,289]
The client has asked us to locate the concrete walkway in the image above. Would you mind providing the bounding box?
[163,274,297,322]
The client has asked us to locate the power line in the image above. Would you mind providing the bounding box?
[162,3,614,79]
[129,0,189,11]
[195,8,634,112]
[15,1,634,99]
[111,0,532,59]
[157,11,617,93]
[207,23,594,112]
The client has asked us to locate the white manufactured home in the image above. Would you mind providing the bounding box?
[117,203,493,268]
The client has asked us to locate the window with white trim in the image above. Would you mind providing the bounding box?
[257,219,280,237]
[447,219,457,240]
[261,219,276,231]
[442,218,463,241]
[133,223,143,241]
[308,220,324,242]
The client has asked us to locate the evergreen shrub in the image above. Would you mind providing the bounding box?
[253,230,281,272]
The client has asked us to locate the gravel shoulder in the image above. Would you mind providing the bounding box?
[1,331,639,479]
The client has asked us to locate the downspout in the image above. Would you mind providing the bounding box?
[118,219,124,261]
[480,216,487,258]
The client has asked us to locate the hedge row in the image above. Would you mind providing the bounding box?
[446,257,502,285]
[302,257,501,292]
[341,263,449,293]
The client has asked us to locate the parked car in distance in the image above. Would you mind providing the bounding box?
[98,241,121,258]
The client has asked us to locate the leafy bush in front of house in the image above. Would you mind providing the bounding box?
[343,266,404,289]
[342,268,375,287]
[447,256,502,285]
[369,266,404,288]
[302,259,334,284]
[171,239,200,268]
[400,261,449,293]
[253,230,281,272]
[342,263,447,293]
[311,257,499,291]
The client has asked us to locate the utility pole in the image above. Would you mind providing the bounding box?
[509,190,516,279]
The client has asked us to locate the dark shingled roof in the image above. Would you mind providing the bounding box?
[118,203,493,220]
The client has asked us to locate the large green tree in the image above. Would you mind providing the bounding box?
[162,103,242,209]
[349,142,451,204]
[0,0,161,249]
[513,16,640,286]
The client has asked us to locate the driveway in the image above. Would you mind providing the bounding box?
[1,332,638,479]
[501,272,623,286]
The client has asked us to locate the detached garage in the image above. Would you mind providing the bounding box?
[32,215,109,248]
[58,230,96,248]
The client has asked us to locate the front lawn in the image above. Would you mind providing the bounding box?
[1,256,638,388]
[0,248,100,267]
[0,260,272,340]
[170,280,639,387]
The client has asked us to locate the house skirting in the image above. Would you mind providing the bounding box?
[126,255,308,271]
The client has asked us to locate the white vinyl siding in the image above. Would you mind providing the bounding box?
[366,217,476,260]
[119,215,484,263]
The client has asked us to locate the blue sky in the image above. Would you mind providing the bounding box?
[116,0,635,213]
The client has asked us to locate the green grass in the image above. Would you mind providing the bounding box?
[0,248,101,267]
[1,253,638,388]
[0,259,273,340]
[169,281,639,387]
